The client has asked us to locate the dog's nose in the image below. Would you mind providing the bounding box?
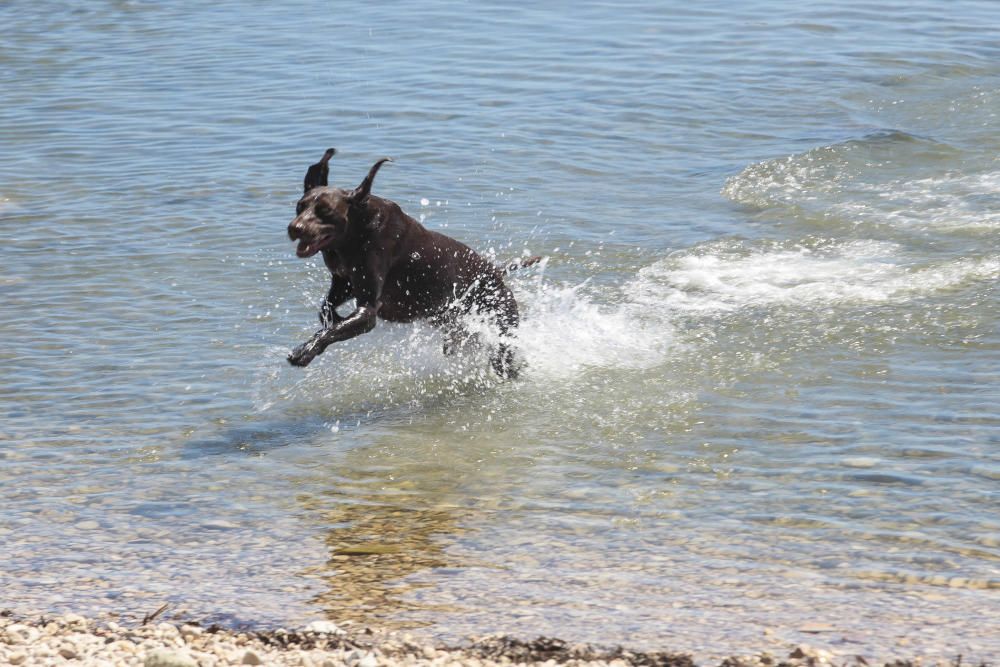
[288,220,303,241]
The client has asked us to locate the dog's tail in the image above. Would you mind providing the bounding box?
[499,255,543,276]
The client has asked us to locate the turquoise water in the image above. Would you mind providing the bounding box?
[1,1,998,660]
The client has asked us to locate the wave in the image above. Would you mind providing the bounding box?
[634,239,999,313]
[722,130,999,232]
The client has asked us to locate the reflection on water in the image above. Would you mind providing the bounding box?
[306,491,466,630]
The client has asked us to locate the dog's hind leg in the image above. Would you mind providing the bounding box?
[490,343,518,379]
[430,312,476,357]
[486,284,521,380]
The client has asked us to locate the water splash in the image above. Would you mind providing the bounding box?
[256,228,998,427]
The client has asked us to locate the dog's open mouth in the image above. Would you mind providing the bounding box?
[296,236,335,258]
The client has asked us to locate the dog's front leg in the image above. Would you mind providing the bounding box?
[288,304,379,367]
[319,275,353,328]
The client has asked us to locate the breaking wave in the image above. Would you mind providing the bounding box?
[723,130,1000,232]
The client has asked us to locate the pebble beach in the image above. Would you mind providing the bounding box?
[0,612,984,667]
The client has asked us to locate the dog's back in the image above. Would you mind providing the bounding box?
[355,195,514,326]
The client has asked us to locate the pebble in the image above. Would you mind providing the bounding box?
[4,624,38,644]
[63,612,87,626]
[157,622,181,638]
[144,647,199,667]
[180,624,204,638]
[305,620,344,635]
[242,649,264,664]
[0,611,989,667]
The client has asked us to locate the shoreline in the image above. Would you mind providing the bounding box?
[0,611,984,667]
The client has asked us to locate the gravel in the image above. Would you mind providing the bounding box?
[0,611,983,667]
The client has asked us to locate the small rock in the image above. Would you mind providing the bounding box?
[180,624,203,638]
[63,612,87,627]
[7,652,27,666]
[358,652,378,667]
[242,649,263,665]
[157,622,180,638]
[422,645,438,660]
[60,646,80,659]
[4,624,37,644]
[305,620,344,635]
[144,647,198,667]
[111,639,138,653]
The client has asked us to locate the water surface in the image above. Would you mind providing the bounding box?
[1,0,998,661]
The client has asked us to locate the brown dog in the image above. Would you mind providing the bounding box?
[286,150,538,377]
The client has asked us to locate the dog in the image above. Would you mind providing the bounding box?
[286,150,539,378]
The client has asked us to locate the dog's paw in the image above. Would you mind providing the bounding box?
[287,343,317,367]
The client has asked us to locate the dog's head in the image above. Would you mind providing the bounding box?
[289,156,391,258]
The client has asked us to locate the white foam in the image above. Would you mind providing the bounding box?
[723,133,1000,233]
[722,149,846,209]
[851,171,1000,231]
[634,240,999,313]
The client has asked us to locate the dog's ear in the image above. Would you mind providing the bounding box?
[303,148,336,194]
[349,157,392,205]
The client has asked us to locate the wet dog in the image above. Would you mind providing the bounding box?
[286,150,538,377]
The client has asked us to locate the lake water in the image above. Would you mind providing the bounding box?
[1,0,998,661]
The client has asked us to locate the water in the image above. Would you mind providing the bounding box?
[1,0,998,660]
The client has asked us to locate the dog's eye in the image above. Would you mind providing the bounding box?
[314,202,333,219]
[295,201,306,216]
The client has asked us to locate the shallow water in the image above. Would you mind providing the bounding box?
[1,0,998,661]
